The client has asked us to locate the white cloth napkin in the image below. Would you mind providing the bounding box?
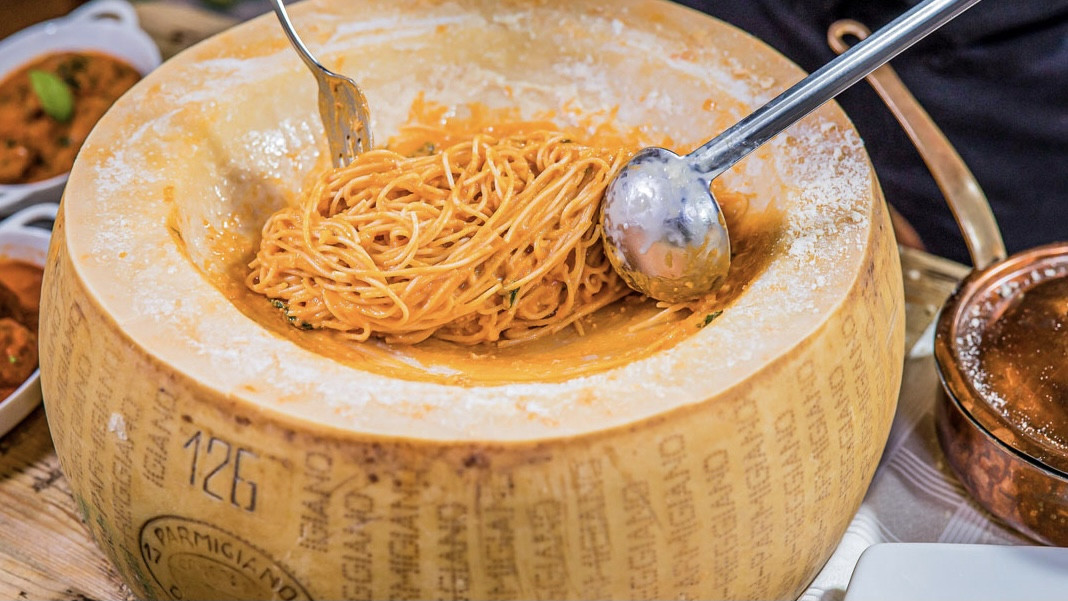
[801,323,1029,601]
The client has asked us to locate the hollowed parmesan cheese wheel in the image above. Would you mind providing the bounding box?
[40,0,904,599]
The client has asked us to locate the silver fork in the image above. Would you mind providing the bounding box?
[268,0,373,167]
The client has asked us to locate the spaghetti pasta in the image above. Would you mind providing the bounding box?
[247,130,639,346]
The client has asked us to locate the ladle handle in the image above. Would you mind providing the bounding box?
[692,0,982,178]
[828,20,1006,269]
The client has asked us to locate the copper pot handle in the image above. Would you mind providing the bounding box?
[828,19,1006,269]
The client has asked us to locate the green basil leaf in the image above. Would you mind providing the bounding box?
[29,70,74,122]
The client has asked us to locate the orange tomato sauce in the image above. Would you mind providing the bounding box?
[0,51,140,184]
[0,259,43,399]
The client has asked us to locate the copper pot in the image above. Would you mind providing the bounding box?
[934,243,1068,544]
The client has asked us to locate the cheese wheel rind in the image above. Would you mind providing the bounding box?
[40,1,905,598]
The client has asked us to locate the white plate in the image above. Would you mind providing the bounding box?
[845,543,1068,601]
[0,0,161,214]
[0,204,57,438]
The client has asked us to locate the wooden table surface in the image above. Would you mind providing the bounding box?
[0,409,133,600]
[0,2,973,598]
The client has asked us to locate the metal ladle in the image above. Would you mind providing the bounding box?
[600,0,983,302]
[268,0,373,166]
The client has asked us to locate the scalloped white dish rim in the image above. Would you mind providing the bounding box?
[0,0,161,214]
[0,203,58,438]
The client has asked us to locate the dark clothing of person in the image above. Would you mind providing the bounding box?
[676,0,1068,264]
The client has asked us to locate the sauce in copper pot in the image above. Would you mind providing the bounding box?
[968,270,1068,464]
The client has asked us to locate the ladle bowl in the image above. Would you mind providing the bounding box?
[601,147,730,302]
[602,0,982,302]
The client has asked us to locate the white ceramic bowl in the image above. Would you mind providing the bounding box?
[0,0,161,214]
[0,203,57,437]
